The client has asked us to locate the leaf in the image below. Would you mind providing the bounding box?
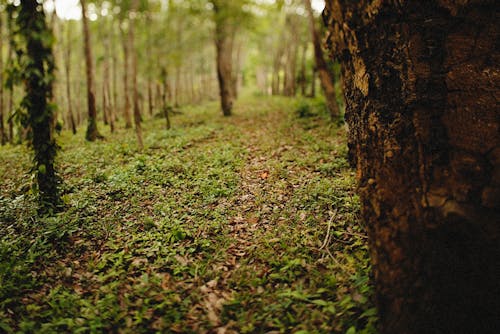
[346,326,357,334]
[311,299,329,306]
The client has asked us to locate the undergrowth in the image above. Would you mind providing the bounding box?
[0,97,376,333]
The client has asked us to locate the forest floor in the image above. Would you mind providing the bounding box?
[0,96,376,334]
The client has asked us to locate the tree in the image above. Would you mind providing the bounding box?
[81,0,102,141]
[324,1,500,333]
[119,14,133,129]
[0,11,5,145]
[211,0,237,116]
[16,0,61,212]
[61,18,77,135]
[129,0,144,150]
[304,0,339,120]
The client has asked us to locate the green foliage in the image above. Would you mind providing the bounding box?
[6,1,61,213]
[0,97,376,332]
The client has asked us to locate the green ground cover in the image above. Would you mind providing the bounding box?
[0,97,376,333]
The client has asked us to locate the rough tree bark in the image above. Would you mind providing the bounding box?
[19,0,61,212]
[81,0,102,141]
[324,1,500,333]
[305,0,339,120]
[212,0,235,116]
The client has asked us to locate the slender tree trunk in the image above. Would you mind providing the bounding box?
[310,67,316,98]
[0,13,5,145]
[129,0,143,150]
[283,45,298,96]
[6,12,14,144]
[161,68,171,130]
[174,67,181,107]
[232,36,241,99]
[271,46,283,96]
[305,0,339,120]
[283,15,299,97]
[111,21,118,124]
[145,13,154,117]
[299,43,308,96]
[19,0,61,212]
[7,86,13,144]
[63,22,77,134]
[212,1,234,116]
[103,22,114,133]
[120,22,133,129]
[325,1,500,333]
[81,0,102,141]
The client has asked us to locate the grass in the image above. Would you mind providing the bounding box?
[0,96,376,333]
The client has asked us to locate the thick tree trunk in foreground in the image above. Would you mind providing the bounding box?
[19,0,61,212]
[305,0,339,120]
[81,0,102,141]
[324,1,500,333]
[212,0,235,116]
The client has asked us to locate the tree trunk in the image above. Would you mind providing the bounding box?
[19,0,61,212]
[6,11,14,144]
[129,0,144,150]
[7,83,13,144]
[309,67,316,98]
[283,15,299,97]
[81,0,102,141]
[324,1,500,333]
[146,13,154,117]
[305,0,339,120]
[120,22,133,129]
[272,42,284,96]
[0,13,5,145]
[299,43,308,97]
[232,37,242,99]
[212,0,235,116]
[161,68,171,130]
[103,22,114,133]
[63,22,77,134]
[111,21,118,124]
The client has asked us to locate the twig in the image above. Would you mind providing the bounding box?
[320,209,337,250]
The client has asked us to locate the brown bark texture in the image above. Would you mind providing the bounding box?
[324,1,499,333]
[305,0,339,120]
[81,0,101,141]
[212,0,235,116]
